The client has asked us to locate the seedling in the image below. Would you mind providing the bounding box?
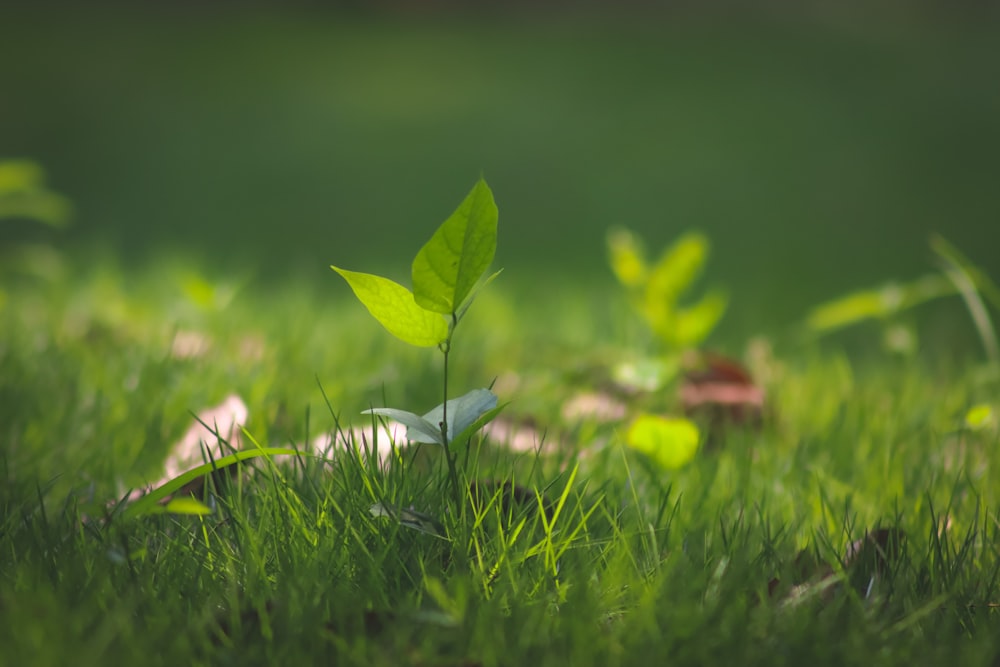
[331,178,505,508]
[607,227,728,392]
[607,227,728,352]
[606,228,727,469]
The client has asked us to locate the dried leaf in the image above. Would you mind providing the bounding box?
[844,527,905,575]
[680,352,765,432]
[123,394,248,503]
[560,391,627,423]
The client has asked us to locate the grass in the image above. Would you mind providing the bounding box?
[2,250,1000,666]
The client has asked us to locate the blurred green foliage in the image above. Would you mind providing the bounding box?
[1,6,998,332]
[608,227,727,350]
[806,235,1000,363]
[0,159,72,228]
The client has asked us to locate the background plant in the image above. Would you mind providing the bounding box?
[806,234,1000,366]
[0,159,72,308]
[0,159,71,230]
[604,228,731,471]
[606,228,728,391]
[608,228,728,351]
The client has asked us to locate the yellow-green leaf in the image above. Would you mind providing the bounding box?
[124,447,299,518]
[163,497,213,516]
[625,414,700,469]
[0,160,43,193]
[607,227,648,288]
[645,232,708,305]
[411,178,498,314]
[806,285,903,333]
[965,404,995,431]
[331,266,447,347]
[669,289,728,347]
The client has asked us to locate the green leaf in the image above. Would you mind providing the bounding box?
[365,388,499,445]
[331,266,447,347]
[625,414,700,469]
[0,160,72,228]
[805,286,902,333]
[607,227,648,288]
[931,234,1000,312]
[420,388,499,444]
[412,179,498,314]
[645,232,708,306]
[162,497,213,516]
[124,447,298,518]
[932,235,1000,365]
[0,160,44,193]
[363,407,444,445]
[451,402,507,445]
[965,404,995,431]
[669,289,728,347]
[805,274,956,335]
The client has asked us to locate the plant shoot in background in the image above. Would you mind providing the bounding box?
[607,228,728,392]
[608,228,728,350]
[606,228,728,470]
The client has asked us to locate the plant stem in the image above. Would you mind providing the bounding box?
[441,313,461,507]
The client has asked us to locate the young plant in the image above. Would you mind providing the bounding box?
[608,228,728,350]
[607,227,728,391]
[331,178,504,507]
[606,228,726,470]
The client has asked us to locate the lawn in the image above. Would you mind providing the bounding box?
[3,5,1000,666]
[3,176,1000,665]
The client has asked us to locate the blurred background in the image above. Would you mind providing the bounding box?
[2,1,999,335]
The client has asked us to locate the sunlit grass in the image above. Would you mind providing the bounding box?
[2,255,999,665]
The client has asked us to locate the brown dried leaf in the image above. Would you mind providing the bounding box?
[680,352,765,430]
[768,528,906,606]
[124,394,248,502]
[482,416,549,453]
[766,548,835,602]
[844,527,905,575]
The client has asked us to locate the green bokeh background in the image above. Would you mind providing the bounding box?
[3,4,998,334]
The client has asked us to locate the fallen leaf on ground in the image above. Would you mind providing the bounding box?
[561,391,628,423]
[844,527,905,575]
[170,329,212,359]
[125,394,248,501]
[482,416,551,453]
[767,527,906,605]
[680,352,765,431]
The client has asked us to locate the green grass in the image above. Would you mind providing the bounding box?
[2,252,1000,666]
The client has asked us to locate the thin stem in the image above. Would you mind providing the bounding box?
[441,312,461,507]
[441,340,449,446]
